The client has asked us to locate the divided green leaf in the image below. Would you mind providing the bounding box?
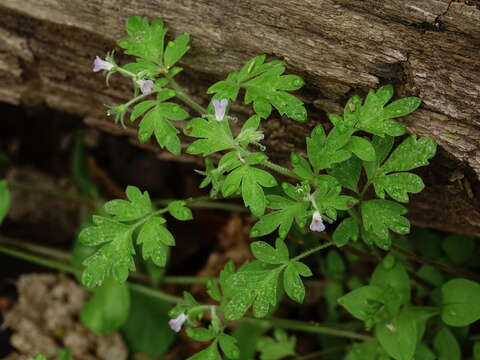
[361,200,410,244]
[250,184,309,239]
[80,186,174,287]
[256,329,296,360]
[222,164,277,217]
[185,117,235,156]
[223,261,284,319]
[307,125,352,172]
[134,103,189,155]
[208,55,306,121]
[283,261,312,303]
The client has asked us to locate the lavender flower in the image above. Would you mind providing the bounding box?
[93,56,114,72]
[212,99,228,121]
[138,79,154,95]
[168,313,187,333]
[309,211,325,232]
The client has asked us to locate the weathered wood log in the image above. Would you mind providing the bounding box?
[1,0,480,236]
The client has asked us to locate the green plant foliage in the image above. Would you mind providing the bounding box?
[232,322,270,360]
[221,239,312,320]
[0,179,10,224]
[57,348,74,360]
[208,55,306,121]
[434,327,461,360]
[345,340,389,360]
[361,200,410,248]
[338,256,411,330]
[80,277,130,334]
[121,291,176,359]
[375,307,417,360]
[250,184,309,239]
[80,15,462,360]
[442,234,475,265]
[28,355,47,360]
[221,161,277,217]
[256,329,296,360]
[441,278,480,326]
[79,185,182,288]
[332,217,359,246]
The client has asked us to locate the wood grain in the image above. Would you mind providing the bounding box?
[1,0,480,235]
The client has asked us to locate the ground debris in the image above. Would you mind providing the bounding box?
[3,273,127,360]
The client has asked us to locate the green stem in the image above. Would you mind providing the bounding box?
[291,242,335,262]
[0,236,71,262]
[162,276,213,284]
[0,245,80,275]
[123,92,152,108]
[0,244,371,340]
[249,317,372,341]
[115,66,136,78]
[262,160,301,180]
[360,180,372,198]
[127,282,183,303]
[155,197,248,213]
[166,76,207,115]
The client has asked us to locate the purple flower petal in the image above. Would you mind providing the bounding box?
[93,56,113,72]
[212,98,228,121]
[138,79,154,94]
[309,211,325,232]
[168,313,187,333]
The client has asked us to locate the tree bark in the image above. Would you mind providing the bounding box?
[1,0,480,235]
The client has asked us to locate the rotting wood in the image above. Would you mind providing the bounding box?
[0,0,480,236]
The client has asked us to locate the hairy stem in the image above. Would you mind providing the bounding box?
[155,197,248,213]
[123,91,152,108]
[261,160,301,180]
[291,241,335,262]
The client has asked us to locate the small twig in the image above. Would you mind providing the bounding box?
[391,245,480,283]
[341,244,435,290]
[294,345,351,360]
[310,232,435,290]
